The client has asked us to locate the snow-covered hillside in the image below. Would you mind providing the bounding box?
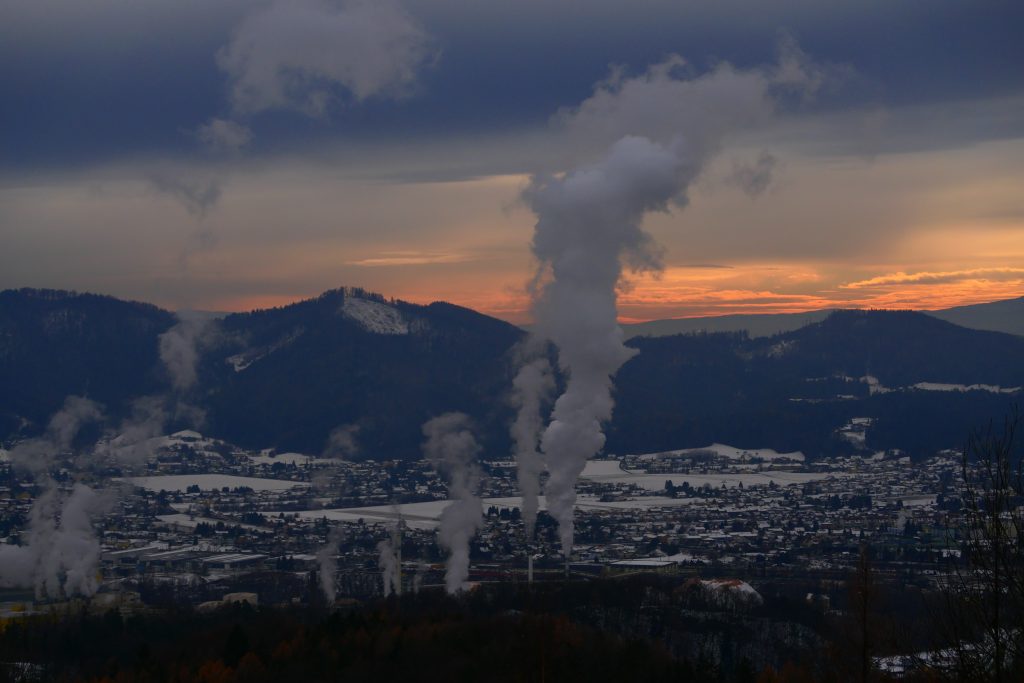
[341,296,409,335]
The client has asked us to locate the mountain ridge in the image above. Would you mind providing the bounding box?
[621,296,1024,339]
[2,287,1021,461]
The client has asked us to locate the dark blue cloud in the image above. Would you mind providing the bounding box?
[2,0,1022,170]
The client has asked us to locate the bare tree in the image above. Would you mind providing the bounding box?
[852,544,877,683]
[938,407,1023,682]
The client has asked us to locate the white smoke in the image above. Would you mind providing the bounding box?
[96,395,168,470]
[422,412,483,594]
[377,536,401,597]
[1,314,216,598]
[317,525,344,603]
[508,342,554,538]
[412,560,428,594]
[29,484,109,600]
[323,423,360,459]
[10,396,104,475]
[158,317,210,394]
[100,317,213,470]
[525,136,686,556]
[523,42,830,557]
[2,398,108,599]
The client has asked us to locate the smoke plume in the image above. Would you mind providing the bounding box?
[158,317,210,393]
[422,412,483,594]
[523,42,830,557]
[412,560,428,594]
[377,535,401,597]
[97,395,168,470]
[2,398,108,599]
[378,508,403,596]
[323,423,360,459]
[10,396,104,475]
[100,317,214,469]
[317,525,344,603]
[29,484,109,599]
[508,343,554,538]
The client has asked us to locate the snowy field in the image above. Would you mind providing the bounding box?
[580,461,831,491]
[278,494,709,530]
[247,452,337,466]
[631,443,806,463]
[911,382,1020,394]
[156,513,268,532]
[581,460,628,476]
[123,474,308,492]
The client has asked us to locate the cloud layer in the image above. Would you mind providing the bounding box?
[217,0,436,118]
[1,1,1022,320]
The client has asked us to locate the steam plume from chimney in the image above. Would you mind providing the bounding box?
[318,525,343,603]
[508,344,554,538]
[525,136,689,556]
[524,41,830,557]
[158,318,209,393]
[1,397,107,599]
[377,537,400,597]
[422,412,483,594]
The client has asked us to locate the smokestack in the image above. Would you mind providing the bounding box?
[421,412,484,594]
[528,553,534,585]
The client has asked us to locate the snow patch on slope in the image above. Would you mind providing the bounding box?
[699,579,764,606]
[225,328,304,372]
[341,296,409,335]
[912,382,1020,394]
[226,353,257,372]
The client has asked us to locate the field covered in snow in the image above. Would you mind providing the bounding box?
[276,494,706,530]
[247,452,336,466]
[911,381,1020,394]
[580,460,830,491]
[632,443,806,463]
[124,474,308,492]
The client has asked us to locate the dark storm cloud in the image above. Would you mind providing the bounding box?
[2,0,1022,170]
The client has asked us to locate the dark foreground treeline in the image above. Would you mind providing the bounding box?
[1,604,693,683]
[0,575,967,683]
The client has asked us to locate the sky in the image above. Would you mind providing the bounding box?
[2,0,1023,324]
